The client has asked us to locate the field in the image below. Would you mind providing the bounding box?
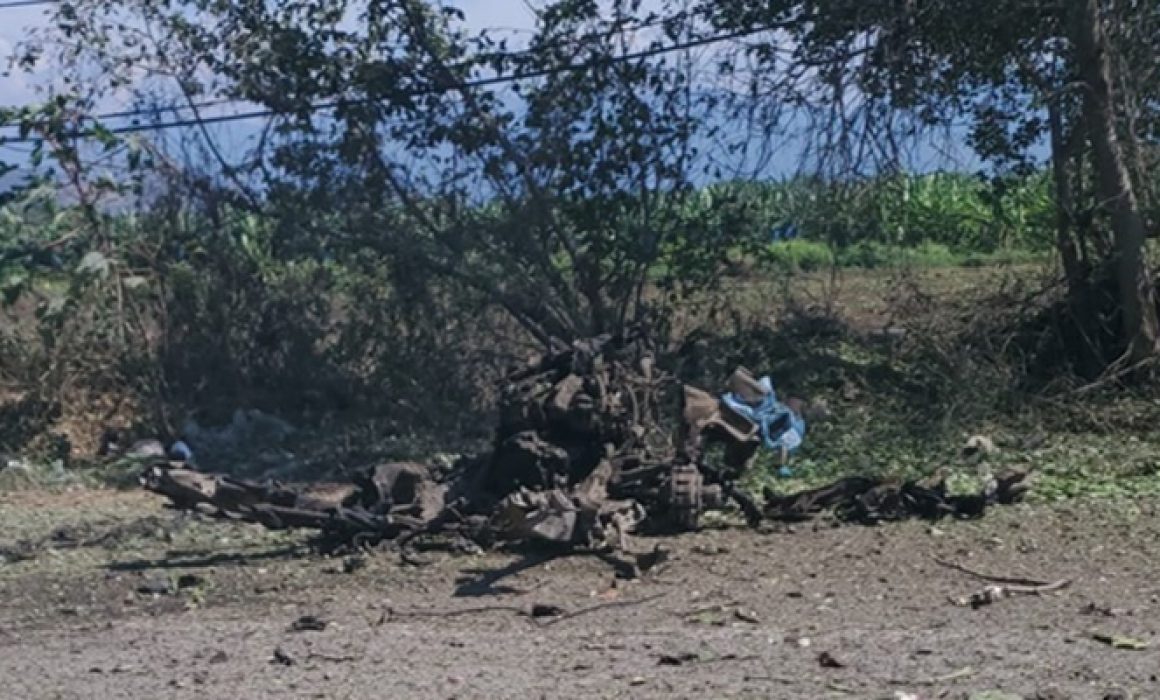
[4,264,1160,700]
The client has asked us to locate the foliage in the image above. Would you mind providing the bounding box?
[707,0,1160,364]
[0,0,1158,514]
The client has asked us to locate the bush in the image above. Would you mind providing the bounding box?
[834,241,898,268]
[761,240,835,272]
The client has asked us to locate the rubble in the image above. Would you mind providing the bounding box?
[761,467,1031,523]
[138,328,1032,554]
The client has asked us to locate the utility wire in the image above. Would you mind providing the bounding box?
[2,9,694,127]
[0,0,54,9]
[0,21,771,144]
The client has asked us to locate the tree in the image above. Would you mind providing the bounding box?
[6,0,760,346]
[1068,0,1159,363]
[705,0,1160,368]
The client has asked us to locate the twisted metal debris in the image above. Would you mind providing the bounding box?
[140,328,1031,553]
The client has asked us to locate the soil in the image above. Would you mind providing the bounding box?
[2,488,1158,699]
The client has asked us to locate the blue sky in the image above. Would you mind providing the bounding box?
[0,3,48,107]
[0,1,545,109]
[0,0,991,183]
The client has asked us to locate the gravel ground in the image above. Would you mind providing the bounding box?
[2,489,1159,699]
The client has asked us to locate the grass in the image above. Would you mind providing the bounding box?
[760,239,1049,272]
[733,312,1160,506]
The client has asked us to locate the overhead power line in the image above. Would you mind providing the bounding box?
[4,9,694,128]
[0,0,55,9]
[0,22,773,145]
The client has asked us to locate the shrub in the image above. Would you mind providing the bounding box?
[761,240,835,272]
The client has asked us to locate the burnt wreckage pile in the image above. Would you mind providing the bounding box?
[141,330,1031,552]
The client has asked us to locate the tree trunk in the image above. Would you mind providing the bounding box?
[1046,99,1083,287]
[1070,0,1160,364]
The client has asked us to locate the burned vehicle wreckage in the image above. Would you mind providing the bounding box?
[141,329,1030,554]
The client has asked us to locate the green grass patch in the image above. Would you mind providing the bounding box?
[757,240,1047,272]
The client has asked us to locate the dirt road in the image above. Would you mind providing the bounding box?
[1,489,1158,699]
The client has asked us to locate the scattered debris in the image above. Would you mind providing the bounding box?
[763,467,1030,523]
[538,592,668,627]
[1080,602,1129,618]
[289,614,329,632]
[933,557,1057,587]
[529,603,565,618]
[306,650,359,663]
[684,604,730,626]
[817,651,845,668]
[140,330,756,552]
[168,440,194,464]
[937,556,1071,608]
[1091,632,1149,650]
[691,543,730,555]
[136,576,173,596]
[271,647,296,666]
[891,666,976,687]
[138,330,1033,557]
[176,573,205,590]
[950,579,1072,609]
[658,652,700,666]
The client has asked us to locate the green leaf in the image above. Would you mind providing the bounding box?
[76,251,110,276]
[91,123,118,150]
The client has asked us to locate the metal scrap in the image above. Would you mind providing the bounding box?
[138,327,1033,554]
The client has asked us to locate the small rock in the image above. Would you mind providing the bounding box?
[530,603,565,618]
[657,652,699,666]
[136,576,172,596]
[342,556,366,574]
[817,651,844,668]
[176,573,206,589]
[271,647,296,666]
[289,615,328,632]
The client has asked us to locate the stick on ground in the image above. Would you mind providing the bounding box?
[537,592,669,626]
[933,556,1055,587]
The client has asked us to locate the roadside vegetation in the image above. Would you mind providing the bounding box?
[2,0,1159,511]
